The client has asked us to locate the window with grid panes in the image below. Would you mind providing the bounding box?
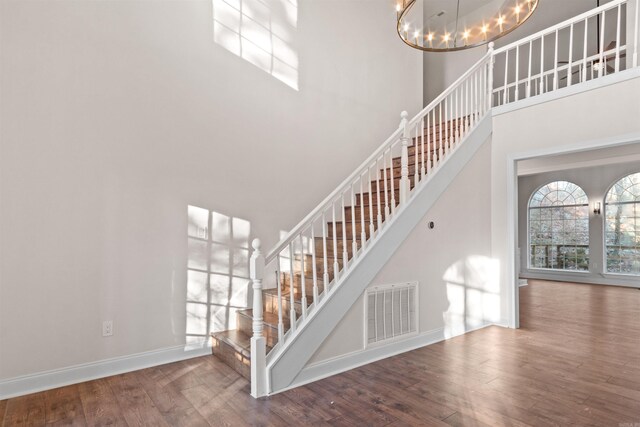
[528,181,589,271]
[605,173,640,275]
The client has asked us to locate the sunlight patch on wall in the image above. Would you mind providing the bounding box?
[213,0,299,90]
[186,205,251,347]
[442,256,501,339]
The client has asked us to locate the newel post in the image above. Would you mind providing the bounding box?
[249,238,267,398]
[487,42,495,111]
[399,111,410,205]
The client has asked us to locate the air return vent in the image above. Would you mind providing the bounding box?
[365,282,418,346]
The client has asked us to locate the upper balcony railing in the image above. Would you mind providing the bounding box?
[492,0,638,107]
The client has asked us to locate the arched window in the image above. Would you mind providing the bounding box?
[529,181,589,271]
[605,173,640,274]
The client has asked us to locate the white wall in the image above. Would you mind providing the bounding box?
[304,136,495,366]
[0,0,423,382]
[491,74,640,327]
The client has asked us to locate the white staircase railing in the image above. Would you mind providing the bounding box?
[493,0,638,107]
[248,0,640,397]
[249,47,494,397]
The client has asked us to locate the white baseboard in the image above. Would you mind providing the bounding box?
[277,322,495,395]
[495,318,511,328]
[0,343,212,400]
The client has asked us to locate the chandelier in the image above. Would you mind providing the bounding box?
[397,0,539,52]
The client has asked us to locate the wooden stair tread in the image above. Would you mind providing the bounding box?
[212,330,252,358]
[263,287,314,302]
[237,308,290,329]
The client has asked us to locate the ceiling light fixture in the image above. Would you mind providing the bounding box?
[396,0,539,52]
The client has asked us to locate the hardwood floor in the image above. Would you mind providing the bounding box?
[2,279,639,426]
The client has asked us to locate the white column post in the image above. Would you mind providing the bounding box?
[249,238,267,398]
[399,111,410,205]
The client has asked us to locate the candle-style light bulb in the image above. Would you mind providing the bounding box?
[515,4,521,22]
[498,15,505,32]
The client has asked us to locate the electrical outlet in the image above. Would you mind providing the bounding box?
[102,320,113,337]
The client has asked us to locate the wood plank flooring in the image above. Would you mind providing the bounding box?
[1,279,639,426]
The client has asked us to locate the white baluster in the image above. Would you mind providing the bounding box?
[250,238,266,398]
[615,4,622,72]
[298,233,307,319]
[472,70,477,125]
[351,184,358,256]
[540,36,545,93]
[426,114,431,174]
[634,0,639,67]
[444,96,449,151]
[554,29,559,89]
[359,175,367,244]
[376,160,383,230]
[321,212,329,289]
[463,79,468,133]
[600,11,606,77]
[568,23,574,86]
[476,70,481,118]
[527,41,533,97]
[389,149,396,214]
[288,241,297,333]
[515,45,520,100]
[503,49,509,104]
[420,119,426,178]
[275,258,284,344]
[310,227,319,305]
[413,126,419,187]
[382,152,390,221]
[331,202,339,282]
[583,18,589,82]
[455,86,460,143]
[480,66,485,117]
[341,195,349,269]
[439,104,443,159]
[488,43,495,110]
[399,111,410,205]
[367,166,375,237]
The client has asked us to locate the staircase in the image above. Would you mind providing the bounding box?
[210,0,639,398]
[211,118,466,380]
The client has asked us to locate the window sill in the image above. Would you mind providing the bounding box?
[602,273,640,280]
[527,268,590,274]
